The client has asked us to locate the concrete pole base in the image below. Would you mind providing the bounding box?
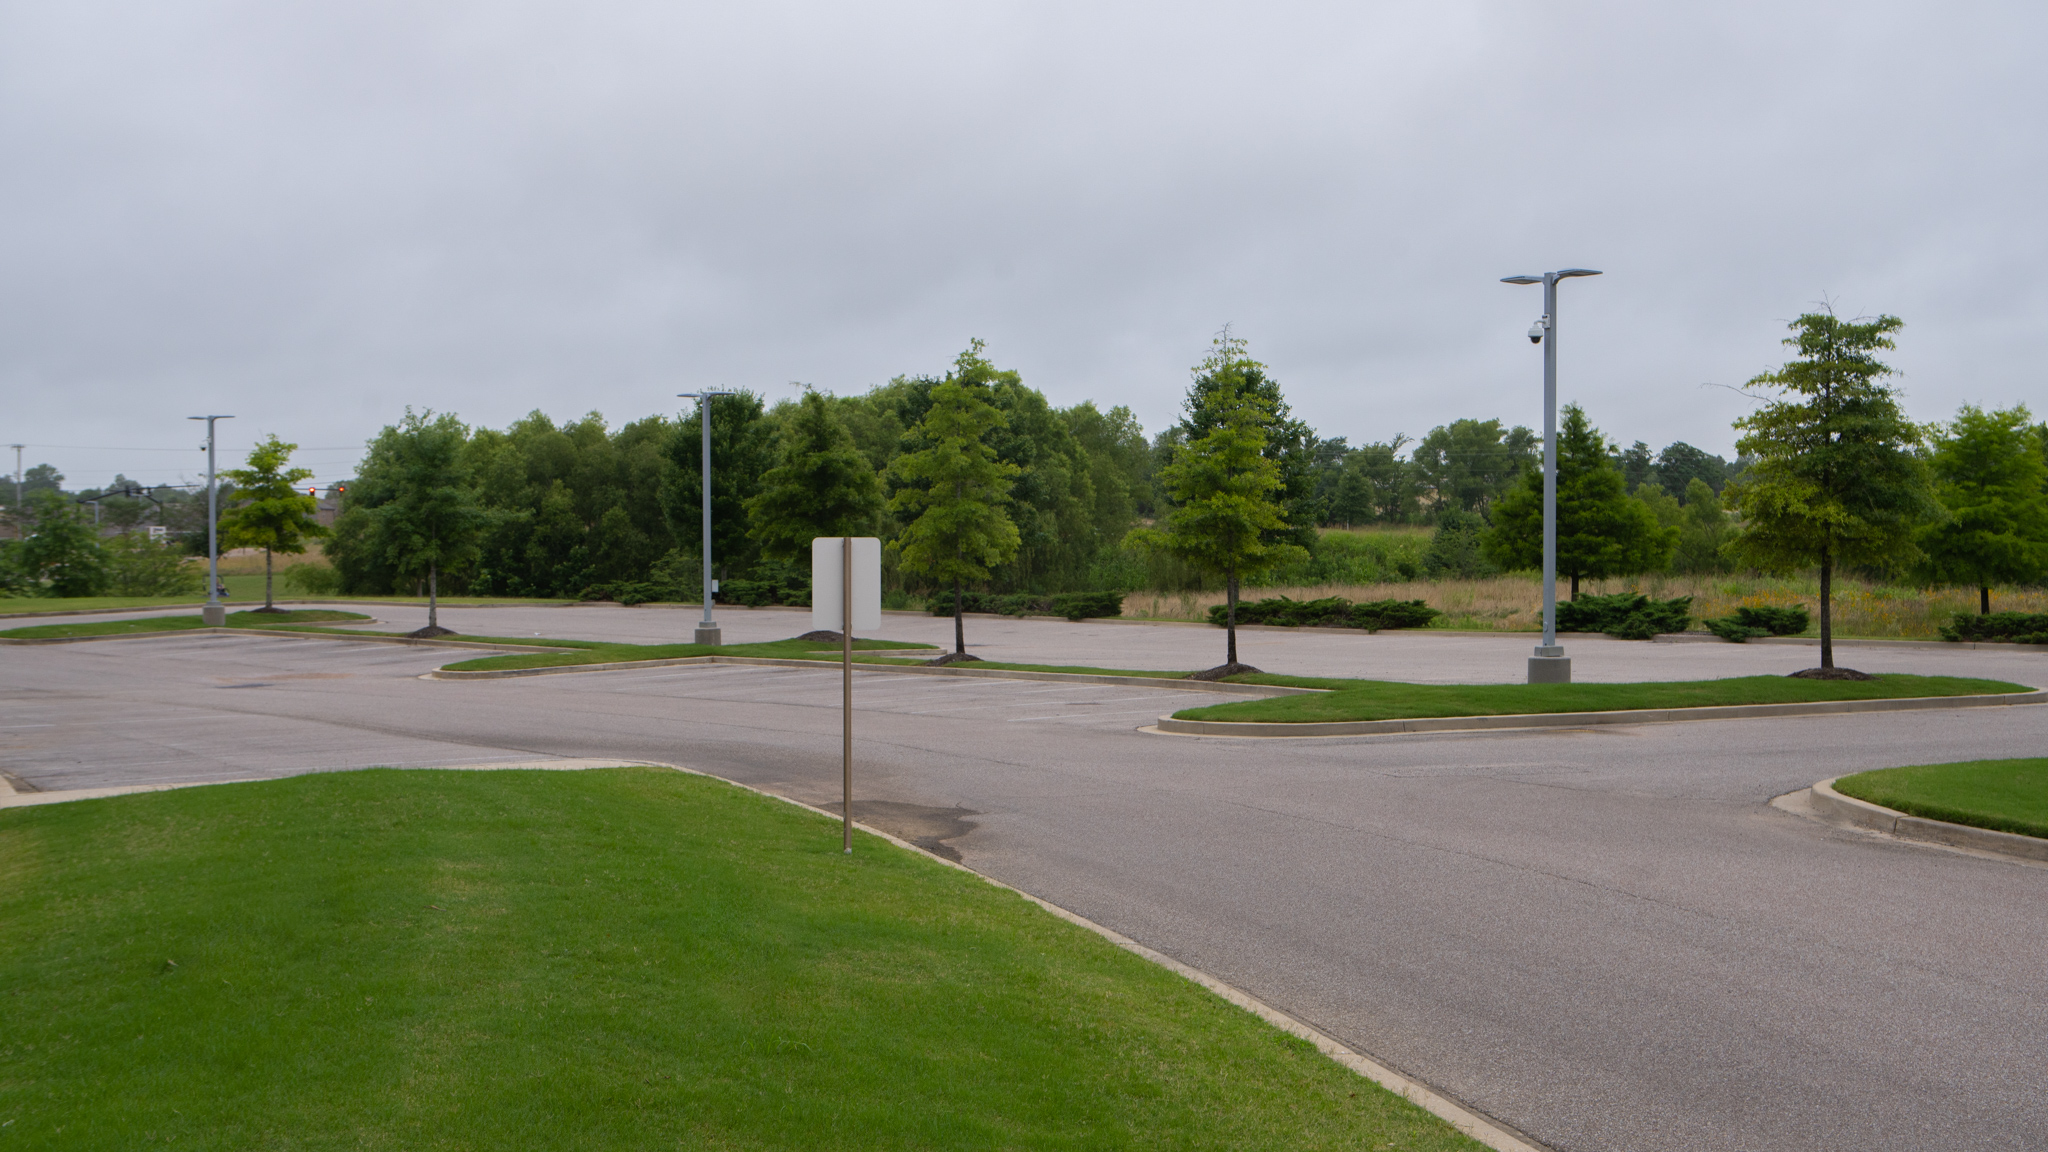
[693,624,722,646]
[201,603,227,627]
[1528,655,1571,684]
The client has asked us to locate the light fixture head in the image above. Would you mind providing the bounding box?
[1555,268,1603,279]
[1501,275,1542,285]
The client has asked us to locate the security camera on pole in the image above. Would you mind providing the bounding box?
[1499,269,1600,684]
[677,390,736,645]
[188,415,235,627]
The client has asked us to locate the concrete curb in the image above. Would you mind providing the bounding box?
[427,654,1321,697]
[1149,689,2048,738]
[657,764,1550,1152]
[1802,777,2048,863]
[1653,632,2040,651]
[0,626,567,654]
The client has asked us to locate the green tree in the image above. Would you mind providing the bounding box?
[16,489,105,597]
[1179,330,1321,551]
[1725,312,1937,671]
[746,390,885,561]
[1654,442,1732,501]
[890,380,1021,657]
[1484,404,1676,597]
[103,531,205,596]
[364,410,487,634]
[1128,378,1307,673]
[219,435,328,611]
[662,393,776,588]
[1411,419,1539,515]
[1916,403,2048,613]
[1674,478,1735,573]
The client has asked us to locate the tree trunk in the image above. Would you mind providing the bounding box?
[953,577,964,655]
[429,561,439,631]
[1982,585,1991,615]
[1226,571,1239,666]
[263,547,275,610]
[1570,572,1579,600]
[1818,547,1833,671]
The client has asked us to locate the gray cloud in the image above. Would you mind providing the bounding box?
[3,0,2042,486]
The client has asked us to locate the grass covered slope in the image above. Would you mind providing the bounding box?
[0,608,370,639]
[1172,674,2033,724]
[1834,758,2048,840]
[0,768,1480,1150]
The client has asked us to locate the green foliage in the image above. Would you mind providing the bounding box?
[331,410,487,616]
[1553,593,1693,639]
[1939,611,2048,644]
[1260,529,1428,586]
[1703,617,1770,643]
[719,559,813,608]
[219,435,328,608]
[890,371,1023,595]
[16,489,105,597]
[1206,596,1439,631]
[926,589,1126,620]
[1177,329,1321,551]
[1672,478,1736,573]
[1420,509,1496,579]
[102,532,205,597]
[664,394,776,580]
[745,390,884,562]
[1410,419,1539,515]
[1916,403,2048,607]
[1484,404,1677,592]
[1701,605,1808,642]
[280,563,343,597]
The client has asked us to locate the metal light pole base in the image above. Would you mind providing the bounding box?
[1528,652,1571,684]
[693,624,722,646]
[201,603,227,627]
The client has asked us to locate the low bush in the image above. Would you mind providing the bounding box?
[1701,603,1810,643]
[1205,596,1441,632]
[1555,593,1693,639]
[1940,611,2048,644]
[280,563,342,597]
[927,590,1125,621]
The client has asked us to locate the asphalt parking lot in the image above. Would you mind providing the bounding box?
[5,619,2046,1151]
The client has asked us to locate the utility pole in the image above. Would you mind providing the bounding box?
[677,390,735,645]
[1501,269,1601,684]
[188,416,234,625]
[6,445,19,540]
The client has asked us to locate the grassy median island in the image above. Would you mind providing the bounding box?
[1834,758,2048,840]
[1169,673,2032,724]
[0,769,1481,1150]
[444,636,939,671]
[0,608,372,639]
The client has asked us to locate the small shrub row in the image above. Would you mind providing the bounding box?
[1703,604,1810,643]
[1555,593,1694,640]
[1206,596,1441,632]
[927,590,1126,621]
[1940,611,2048,644]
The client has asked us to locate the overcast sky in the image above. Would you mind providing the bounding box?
[3,0,2042,489]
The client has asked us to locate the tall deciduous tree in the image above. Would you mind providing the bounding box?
[17,489,105,597]
[1128,375,1306,675]
[1179,329,1321,550]
[1917,403,2048,614]
[1411,419,1539,515]
[890,379,1020,657]
[1725,312,1937,672]
[366,410,487,635]
[662,391,776,585]
[219,435,328,611]
[746,390,885,561]
[1483,404,1676,597]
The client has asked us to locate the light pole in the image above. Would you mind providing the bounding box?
[1500,269,1601,684]
[6,444,20,539]
[677,390,735,645]
[188,415,234,626]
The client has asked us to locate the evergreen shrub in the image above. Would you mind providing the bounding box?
[1940,611,2048,644]
[1205,596,1440,631]
[1555,593,1693,639]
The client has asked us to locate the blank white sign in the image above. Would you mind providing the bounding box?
[811,537,882,633]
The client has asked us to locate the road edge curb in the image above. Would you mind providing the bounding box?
[1148,689,2048,738]
[1803,777,2048,863]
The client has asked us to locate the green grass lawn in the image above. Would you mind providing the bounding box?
[0,609,371,639]
[1170,674,2033,724]
[0,769,1481,1150]
[1833,758,2048,840]
[0,587,576,616]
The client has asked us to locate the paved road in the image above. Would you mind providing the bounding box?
[4,626,2046,1151]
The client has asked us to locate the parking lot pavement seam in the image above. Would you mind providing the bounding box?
[644,760,1552,1152]
[1779,778,2048,866]
[1148,691,2048,738]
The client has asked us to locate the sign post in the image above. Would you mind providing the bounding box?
[812,537,881,853]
